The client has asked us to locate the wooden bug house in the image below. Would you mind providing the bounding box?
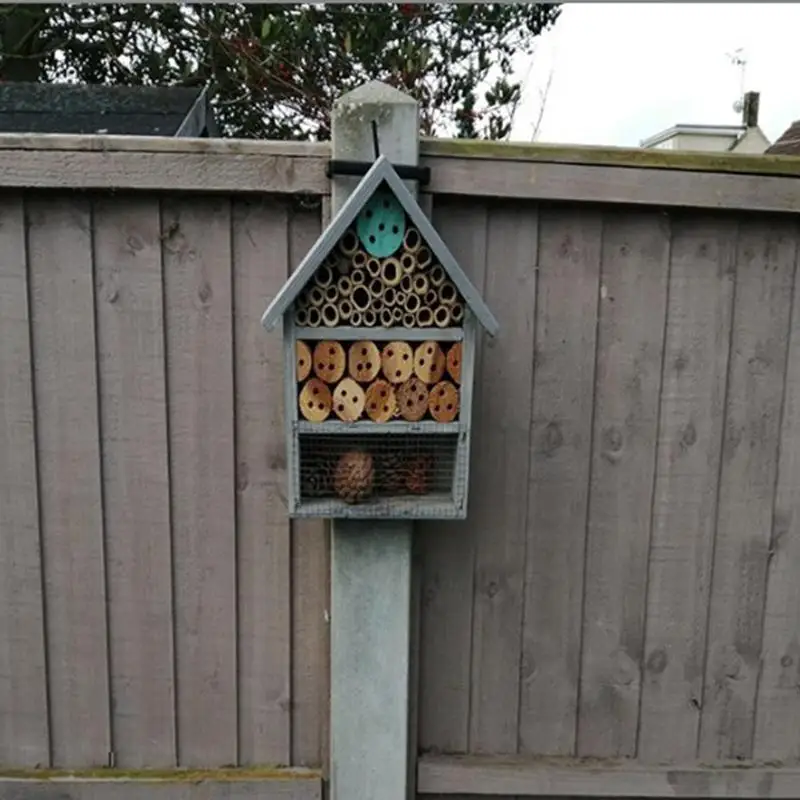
[261,155,498,519]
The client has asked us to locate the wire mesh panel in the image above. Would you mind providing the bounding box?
[296,432,464,519]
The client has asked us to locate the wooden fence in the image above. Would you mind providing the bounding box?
[2,134,800,798]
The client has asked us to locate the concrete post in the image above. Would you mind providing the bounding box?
[329,81,420,800]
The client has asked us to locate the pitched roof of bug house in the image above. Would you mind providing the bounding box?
[260,154,499,336]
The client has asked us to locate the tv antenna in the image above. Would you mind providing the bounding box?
[727,48,747,113]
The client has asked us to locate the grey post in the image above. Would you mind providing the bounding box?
[329,81,419,800]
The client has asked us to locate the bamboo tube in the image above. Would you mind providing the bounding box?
[384,287,397,307]
[439,281,458,306]
[296,292,310,310]
[369,277,384,300]
[402,313,415,328]
[416,246,433,270]
[413,274,429,296]
[430,264,446,287]
[352,249,368,270]
[381,257,403,287]
[338,298,353,321]
[315,264,334,289]
[337,276,353,297]
[416,307,433,327]
[403,226,422,253]
[308,285,325,307]
[334,256,350,276]
[350,310,363,326]
[372,297,384,312]
[338,229,359,257]
[434,305,452,328]
[400,252,416,275]
[393,290,407,308]
[294,307,309,326]
[306,306,322,327]
[350,268,366,286]
[400,274,413,294]
[450,302,464,324]
[362,309,377,327]
[392,306,403,323]
[366,257,382,278]
[380,307,394,327]
[321,303,340,327]
[425,288,438,307]
[324,284,339,304]
[351,285,371,312]
[404,292,421,314]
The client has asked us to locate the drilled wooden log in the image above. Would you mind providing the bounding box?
[397,376,429,422]
[428,380,460,423]
[312,340,346,383]
[333,377,366,422]
[381,341,414,383]
[365,379,397,423]
[446,342,462,384]
[349,341,381,382]
[299,377,332,422]
[296,340,312,382]
[413,341,446,384]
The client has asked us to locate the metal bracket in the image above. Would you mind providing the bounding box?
[326,159,431,186]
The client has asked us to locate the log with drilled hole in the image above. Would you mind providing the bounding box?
[428,380,460,422]
[332,377,366,421]
[446,342,462,384]
[413,341,446,384]
[334,450,374,504]
[299,378,332,422]
[381,341,414,384]
[364,379,396,423]
[296,341,312,382]
[397,376,429,422]
[348,341,381,383]
[312,341,346,383]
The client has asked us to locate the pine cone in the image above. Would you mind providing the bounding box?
[377,451,407,496]
[404,455,433,495]
[334,450,374,504]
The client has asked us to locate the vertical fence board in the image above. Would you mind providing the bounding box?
[467,204,537,754]
[233,199,292,766]
[0,195,49,766]
[699,218,796,761]
[577,210,670,758]
[418,199,488,754]
[162,197,237,767]
[28,195,110,767]
[637,215,736,763]
[754,225,800,761]
[518,207,602,756]
[290,204,330,768]
[94,197,176,768]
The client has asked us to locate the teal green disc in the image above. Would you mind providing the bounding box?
[356,191,406,257]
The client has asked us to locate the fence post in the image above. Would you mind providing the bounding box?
[329,80,420,800]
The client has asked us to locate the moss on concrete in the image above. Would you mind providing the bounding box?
[420,137,800,178]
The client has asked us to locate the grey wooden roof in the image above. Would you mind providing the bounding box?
[0,83,218,137]
[261,155,499,336]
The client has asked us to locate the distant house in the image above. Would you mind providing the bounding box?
[640,91,770,154]
[765,120,800,155]
[0,82,219,137]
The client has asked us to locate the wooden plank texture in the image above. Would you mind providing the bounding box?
[577,209,671,758]
[418,199,488,754]
[518,206,602,756]
[289,204,331,769]
[0,195,49,766]
[162,197,237,767]
[418,754,800,798]
[233,198,292,766]
[699,218,796,761]
[94,196,176,767]
[754,223,800,760]
[637,215,737,763]
[28,196,110,767]
[467,204,537,754]
[0,777,322,800]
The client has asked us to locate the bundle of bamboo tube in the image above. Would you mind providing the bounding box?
[296,338,463,424]
[293,223,468,329]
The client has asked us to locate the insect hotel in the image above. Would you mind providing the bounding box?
[261,155,498,519]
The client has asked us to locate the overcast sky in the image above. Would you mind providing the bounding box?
[509,3,799,148]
